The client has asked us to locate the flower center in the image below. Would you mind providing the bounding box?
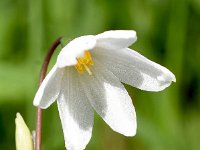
[75,51,94,75]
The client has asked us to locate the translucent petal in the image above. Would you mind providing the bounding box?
[57,67,94,150]
[95,30,137,49]
[33,64,64,108]
[92,48,176,91]
[57,35,96,68]
[80,63,136,136]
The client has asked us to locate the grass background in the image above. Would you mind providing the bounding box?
[0,0,200,149]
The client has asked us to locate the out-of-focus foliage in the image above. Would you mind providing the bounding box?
[0,0,200,149]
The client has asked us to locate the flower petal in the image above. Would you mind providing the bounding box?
[33,64,64,108]
[79,63,136,136]
[92,48,176,91]
[57,67,94,150]
[57,35,96,68]
[95,30,137,49]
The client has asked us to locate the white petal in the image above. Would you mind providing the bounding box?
[79,63,136,136]
[57,67,94,150]
[92,48,176,91]
[33,64,64,109]
[95,30,137,49]
[57,35,96,68]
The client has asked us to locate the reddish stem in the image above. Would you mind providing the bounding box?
[35,37,62,150]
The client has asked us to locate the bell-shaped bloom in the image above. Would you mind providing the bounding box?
[33,30,176,150]
[15,113,33,150]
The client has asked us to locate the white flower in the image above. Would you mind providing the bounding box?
[33,30,176,150]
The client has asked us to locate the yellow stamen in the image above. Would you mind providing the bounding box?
[83,64,92,75]
[75,51,93,75]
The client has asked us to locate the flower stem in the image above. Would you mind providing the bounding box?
[35,37,62,150]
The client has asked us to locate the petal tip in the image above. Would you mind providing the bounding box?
[33,96,39,106]
[33,98,48,109]
[33,101,38,107]
[110,119,137,137]
[118,124,137,137]
[124,129,137,137]
[172,74,176,82]
[157,70,176,83]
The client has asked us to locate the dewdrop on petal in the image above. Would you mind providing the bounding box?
[15,113,33,150]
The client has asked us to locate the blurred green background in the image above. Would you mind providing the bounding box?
[0,0,200,149]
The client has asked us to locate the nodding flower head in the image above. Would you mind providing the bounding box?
[33,30,176,150]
